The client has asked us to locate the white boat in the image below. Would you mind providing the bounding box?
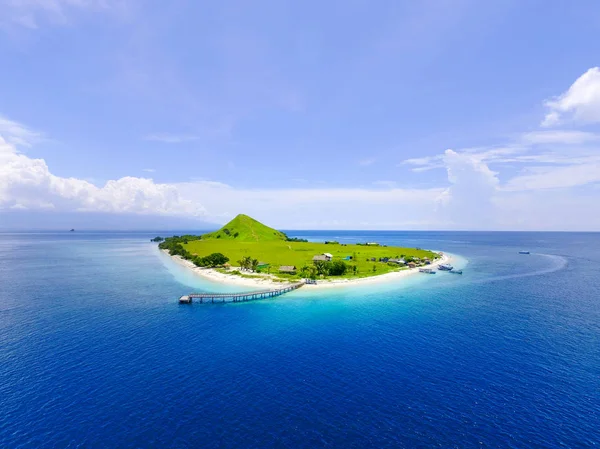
[419,268,435,274]
[438,264,453,271]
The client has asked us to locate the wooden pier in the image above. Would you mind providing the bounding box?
[179,282,305,304]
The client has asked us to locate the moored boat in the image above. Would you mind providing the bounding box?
[438,264,453,271]
[448,270,463,275]
[179,295,192,304]
[419,268,435,274]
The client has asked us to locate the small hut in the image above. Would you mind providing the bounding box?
[279,265,297,274]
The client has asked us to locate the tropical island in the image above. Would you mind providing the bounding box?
[158,214,449,289]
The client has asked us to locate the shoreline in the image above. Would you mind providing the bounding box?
[163,249,453,291]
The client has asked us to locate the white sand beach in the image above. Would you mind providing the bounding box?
[164,250,453,291]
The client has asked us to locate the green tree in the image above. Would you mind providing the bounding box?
[251,258,259,272]
[313,260,330,276]
[328,260,348,276]
[205,253,229,267]
[299,264,310,278]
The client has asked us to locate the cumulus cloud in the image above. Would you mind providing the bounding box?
[542,67,600,127]
[436,149,499,228]
[0,136,205,217]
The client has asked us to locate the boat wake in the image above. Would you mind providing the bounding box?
[471,253,568,285]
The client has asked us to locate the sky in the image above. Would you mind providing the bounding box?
[1,0,600,230]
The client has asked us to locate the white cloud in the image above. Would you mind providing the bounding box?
[0,129,204,217]
[1,0,118,29]
[401,155,444,172]
[143,133,200,144]
[0,116,43,147]
[142,168,156,173]
[503,161,600,191]
[372,180,397,188]
[521,130,600,145]
[175,180,445,230]
[542,67,600,127]
[436,149,499,228]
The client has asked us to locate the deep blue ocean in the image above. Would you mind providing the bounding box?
[1,231,599,448]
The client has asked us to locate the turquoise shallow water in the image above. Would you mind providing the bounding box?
[1,231,599,448]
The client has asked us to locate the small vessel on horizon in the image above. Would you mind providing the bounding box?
[518,251,530,254]
[438,264,453,271]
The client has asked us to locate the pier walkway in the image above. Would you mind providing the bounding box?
[179,282,304,304]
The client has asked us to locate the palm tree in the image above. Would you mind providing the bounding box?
[251,258,259,272]
[299,264,310,278]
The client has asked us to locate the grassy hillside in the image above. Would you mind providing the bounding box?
[182,239,439,280]
[161,214,440,280]
[202,214,287,242]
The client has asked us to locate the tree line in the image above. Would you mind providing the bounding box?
[158,235,228,268]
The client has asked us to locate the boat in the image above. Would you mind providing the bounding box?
[70,229,75,232]
[518,251,530,254]
[448,270,463,275]
[179,295,192,304]
[419,268,435,274]
[438,264,453,271]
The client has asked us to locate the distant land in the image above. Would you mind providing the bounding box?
[158,214,447,287]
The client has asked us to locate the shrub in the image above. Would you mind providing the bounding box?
[328,260,348,276]
[195,252,229,267]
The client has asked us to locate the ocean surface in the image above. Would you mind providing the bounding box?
[0,231,599,448]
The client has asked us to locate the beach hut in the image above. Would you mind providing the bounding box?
[407,262,417,268]
[313,255,330,262]
[279,265,297,274]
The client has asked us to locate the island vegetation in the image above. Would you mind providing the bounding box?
[158,214,440,281]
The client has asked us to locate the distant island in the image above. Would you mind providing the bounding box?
[157,214,449,288]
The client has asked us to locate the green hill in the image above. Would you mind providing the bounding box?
[202,214,287,242]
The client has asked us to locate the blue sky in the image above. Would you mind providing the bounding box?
[1,0,600,230]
